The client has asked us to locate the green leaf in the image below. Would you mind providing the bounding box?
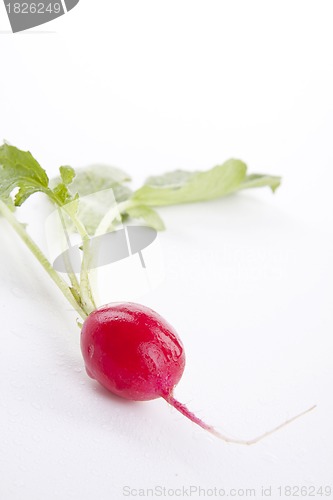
[132,160,280,206]
[68,164,131,197]
[52,183,72,205]
[239,173,281,193]
[76,195,110,235]
[59,165,75,185]
[125,205,165,231]
[110,183,133,204]
[62,193,79,218]
[1,193,16,211]
[0,143,50,206]
[51,166,77,206]
[52,164,133,235]
[143,169,196,188]
[131,160,247,206]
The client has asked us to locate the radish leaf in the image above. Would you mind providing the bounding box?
[59,165,76,185]
[239,173,281,192]
[68,165,131,198]
[131,160,281,206]
[125,205,165,231]
[0,143,49,206]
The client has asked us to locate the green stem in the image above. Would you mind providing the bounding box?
[57,207,81,294]
[79,236,96,314]
[94,199,132,236]
[78,199,134,312]
[0,200,88,320]
[60,204,97,313]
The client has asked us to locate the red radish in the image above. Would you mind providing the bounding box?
[81,302,185,401]
[81,302,315,445]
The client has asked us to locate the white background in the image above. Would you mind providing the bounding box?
[1,2,333,499]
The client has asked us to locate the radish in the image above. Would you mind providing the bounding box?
[0,143,315,445]
[80,302,186,401]
[81,302,315,445]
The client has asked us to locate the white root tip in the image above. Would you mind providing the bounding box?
[209,405,317,445]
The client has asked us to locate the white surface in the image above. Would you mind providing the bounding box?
[1,2,333,499]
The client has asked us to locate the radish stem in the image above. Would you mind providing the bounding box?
[0,200,88,320]
[79,236,96,314]
[60,204,97,314]
[57,207,81,294]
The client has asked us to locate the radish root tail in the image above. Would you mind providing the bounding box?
[164,394,316,445]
